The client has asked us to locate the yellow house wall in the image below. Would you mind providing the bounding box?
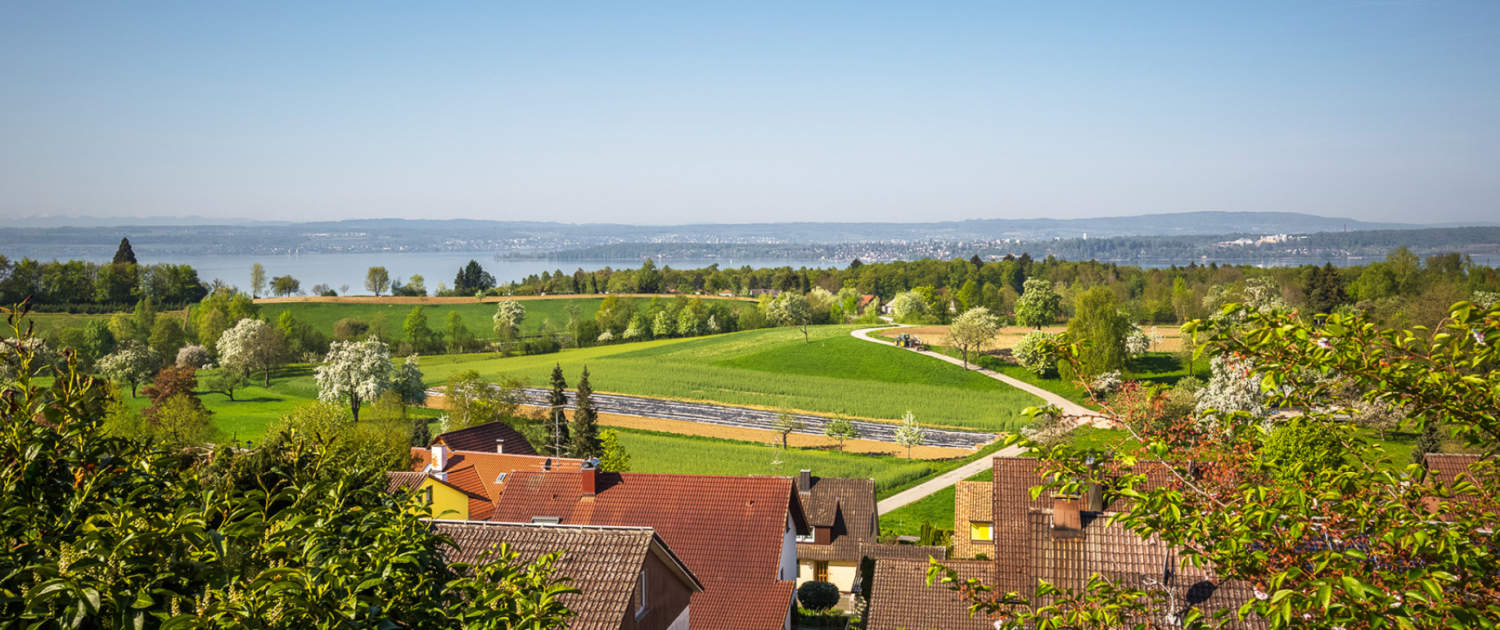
[796,560,859,593]
[419,479,470,520]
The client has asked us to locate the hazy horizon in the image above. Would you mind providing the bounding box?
[4,2,1498,225]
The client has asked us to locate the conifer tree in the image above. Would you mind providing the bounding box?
[113,237,137,265]
[569,366,602,458]
[547,363,570,454]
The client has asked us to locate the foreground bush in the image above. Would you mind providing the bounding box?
[0,304,575,628]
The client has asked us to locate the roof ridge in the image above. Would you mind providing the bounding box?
[431,518,658,533]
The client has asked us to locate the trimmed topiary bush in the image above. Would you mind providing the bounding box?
[797,580,841,611]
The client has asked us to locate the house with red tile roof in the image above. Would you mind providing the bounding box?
[490,470,811,630]
[430,420,537,455]
[434,521,703,630]
[394,443,586,521]
[868,456,1262,630]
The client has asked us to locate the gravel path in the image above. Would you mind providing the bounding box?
[851,324,1104,514]
[512,388,998,450]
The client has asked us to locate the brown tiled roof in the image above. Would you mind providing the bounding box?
[867,558,995,630]
[385,470,426,494]
[491,471,806,630]
[989,456,1261,628]
[1424,453,1482,485]
[858,542,947,561]
[432,420,537,455]
[433,521,701,630]
[796,476,877,562]
[410,447,586,520]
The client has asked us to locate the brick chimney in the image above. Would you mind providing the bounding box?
[799,469,812,493]
[581,460,598,496]
[1052,495,1082,532]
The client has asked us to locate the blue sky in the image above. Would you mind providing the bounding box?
[2,1,1496,224]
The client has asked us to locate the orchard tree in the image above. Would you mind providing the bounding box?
[766,292,814,343]
[201,364,248,401]
[1014,277,1063,330]
[493,299,526,340]
[315,337,395,422]
[98,341,156,397]
[444,311,473,354]
[1012,331,1058,376]
[823,416,859,451]
[773,410,804,449]
[947,306,1000,368]
[216,318,287,386]
[444,370,524,430]
[893,410,924,459]
[1194,353,1268,430]
[366,266,391,296]
[650,311,673,338]
[175,344,211,368]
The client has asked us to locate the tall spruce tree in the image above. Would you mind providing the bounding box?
[569,366,602,458]
[546,363,570,454]
[1306,262,1348,315]
[409,417,431,447]
[112,237,138,265]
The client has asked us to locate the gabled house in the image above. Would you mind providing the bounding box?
[869,456,1261,630]
[490,470,811,630]
[393,443,585,520]
[434,521,703,630]
[430,420,537,455]
[791,470,879,604]
[866,558,995,630]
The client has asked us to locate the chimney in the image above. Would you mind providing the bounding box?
[799,469,812,493]
[580,460,597,496]
[431,445,448,472]
[495,438,504,453]
[1083,483,1104,512]
[1052,495,1082,532]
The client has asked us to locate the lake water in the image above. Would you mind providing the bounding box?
[130,252,836,294]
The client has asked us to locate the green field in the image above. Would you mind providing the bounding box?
[258,297,756,343]
[113,368,938,493]
[15,311,151,337]
[420,325,1039,431]
[613,427,941,494]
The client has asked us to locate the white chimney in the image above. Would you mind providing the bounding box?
[496,439,504,454]
[431,444,448,471]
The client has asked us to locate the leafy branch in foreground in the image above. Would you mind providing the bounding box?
[0,302,576,628]
[929,300,1500,629]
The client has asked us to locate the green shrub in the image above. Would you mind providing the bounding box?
[797,581,841,611]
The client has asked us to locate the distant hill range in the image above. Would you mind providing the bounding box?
[1,211,1494,265]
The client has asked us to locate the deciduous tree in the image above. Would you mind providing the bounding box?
[216,318,286,386]
[365,266,391,296]
[97,341,156,397]
[766,292,813,343]
[1015,278,1063,330]
[823,416,859,451]
[250,262,266,298]
[893,410,924,459]
[947,306,1000,368]
[773,410,804,449]
[314,337,394,422]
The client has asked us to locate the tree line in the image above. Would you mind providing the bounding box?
[0,238,207,311]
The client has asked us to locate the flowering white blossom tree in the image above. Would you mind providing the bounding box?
[1012,331,1057,376]
[1123,326,1151,358]
[893,410,925,459]
[946,306,1000,368]
[175,344,212,369]
[888,291,927,322]
[315,338,395,421]
[216,318,286,386]
[1194,353,1268,431]
[98,341,157,397]
[492,300,526,339]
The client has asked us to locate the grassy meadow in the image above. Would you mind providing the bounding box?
[420,325,1039,431]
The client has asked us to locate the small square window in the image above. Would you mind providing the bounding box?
[970,521,993,541]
